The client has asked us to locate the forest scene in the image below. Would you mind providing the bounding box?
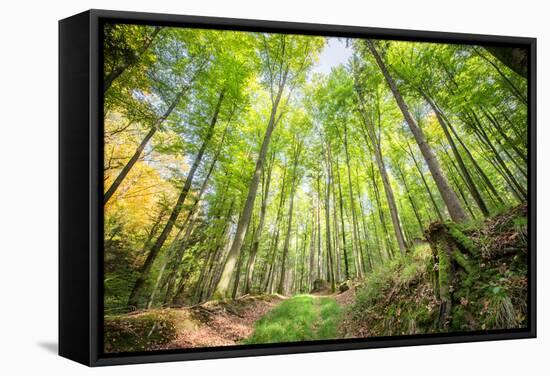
[102,23,529,353]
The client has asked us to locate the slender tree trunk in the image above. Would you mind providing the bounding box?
[316,170,322,279]
[324,142,336,292]
[263,228,280,293]
[146,224,185,308]
[356,181,373,271]
[423,95,490,217]
[161,122,231,304]
[127,90,225,308]
[308,200,316,289]
[138,208,167,259]
[444,116,505,207]
[214,66,289,298]
[367,158,393,259]
[232,230,250,299]
[342,125,364,277]
[488,108,528,165]
[357,104,407,254]
[406,142,445,222]
[467,110,527,199]
[440,146,477,219]
[262,162,288,293]
[335,158,350,280]
[104,88,187,205]
[244,152,275,294]
[330,155,341,282]
[395,162,424,235]
[277,139,302,294]
[355,166,373,272]
[366,39,468,223]
[299,227,308,292]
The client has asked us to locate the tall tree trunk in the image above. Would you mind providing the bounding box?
[357,104,407,254]
[440,145,477,219]
[160,122,231,304]
[299,227,308,292]
[330,154,341,282]
[358,200,373,265]
[316,170,322,280]
[324,142,336,292]
[443,114,505,207]
[467,110,527,199]
[423,95,490,217]
[277,139,302,294]
[342,125,364,277]
[406,142,445,222]
[366,40,468,223]
[214,67,289,298]
[127,90,225,308]
[394,162,424,236]
[335,158,350,280]
[482,108,528,166]
[232,228,251,299]
[244,152,275,294]
[262,162,288,293]
[366,158,393,259]
[263,228,280,293]
[308,200,316,289]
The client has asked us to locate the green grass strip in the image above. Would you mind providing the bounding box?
[244,295,342,344]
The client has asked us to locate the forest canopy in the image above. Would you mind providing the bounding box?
[102,23,529,352]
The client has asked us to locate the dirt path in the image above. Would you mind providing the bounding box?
[159,294,285,349]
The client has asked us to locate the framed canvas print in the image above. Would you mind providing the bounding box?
[59,9,536,366]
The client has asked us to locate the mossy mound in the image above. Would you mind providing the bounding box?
[344,203,528,337]
[342,242,438,337]
[104,310,177,353]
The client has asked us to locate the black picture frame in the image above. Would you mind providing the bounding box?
[59,9,537,367]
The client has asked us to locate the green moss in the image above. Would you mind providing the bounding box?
[448,224,478,256]
[437,246,451,302]
[104,311,176,353]
[452,249,475,274]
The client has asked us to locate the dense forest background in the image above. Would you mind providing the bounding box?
[102,24,528,352]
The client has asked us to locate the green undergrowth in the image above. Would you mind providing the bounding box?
[344,203,528,338]
[244,295,343,344]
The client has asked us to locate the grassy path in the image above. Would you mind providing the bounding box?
[243,295,343,344]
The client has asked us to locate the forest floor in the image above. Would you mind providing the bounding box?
[104,290,355,353]
[161,292,354,349]
[158,294,286,349]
